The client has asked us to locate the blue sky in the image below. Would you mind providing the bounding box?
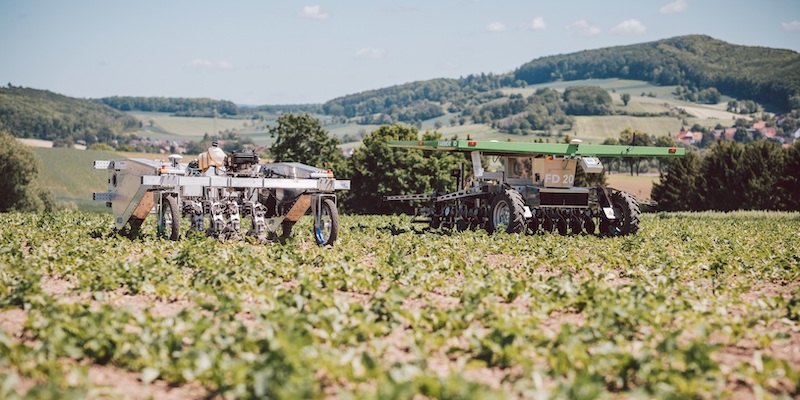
[1,0,799,105]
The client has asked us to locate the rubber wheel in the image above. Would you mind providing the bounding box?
[315,198,339,246]
[602,191,641,236]
[158,194,181,241]
[488,189,526,234]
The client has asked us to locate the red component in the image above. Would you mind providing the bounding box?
[468,141,477,146]
[668,148,677,153]
[418,141,423,146]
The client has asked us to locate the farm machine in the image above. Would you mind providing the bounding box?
[93,146,350,245]
[384,139,685,236]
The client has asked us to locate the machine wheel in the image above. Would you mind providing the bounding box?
[601,191,641,236]
[488,189,526,234]
[315,198,339,246]
[158,194,181,241]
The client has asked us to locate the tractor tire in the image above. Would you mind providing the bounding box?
[315,198,339,246]
[488,189,526,234]
[601,191,641,236]
[158,194,181,241]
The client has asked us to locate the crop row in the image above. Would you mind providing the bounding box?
[1,211,799,399]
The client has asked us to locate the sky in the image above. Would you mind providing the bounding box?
[1,0,799,106]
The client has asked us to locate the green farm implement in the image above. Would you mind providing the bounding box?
[384,139,684,236]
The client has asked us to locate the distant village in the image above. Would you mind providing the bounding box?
[675,114,800,147]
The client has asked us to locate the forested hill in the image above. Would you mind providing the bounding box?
[324,35,800,122]
[0,86,139,145]
[514,35,800,110]
[96,96,239,117]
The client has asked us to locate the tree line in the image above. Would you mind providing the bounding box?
[652,140,800,211]
[97,96,239,117]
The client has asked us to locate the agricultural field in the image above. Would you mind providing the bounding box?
[122,79,745,151]
[1,211,799,399]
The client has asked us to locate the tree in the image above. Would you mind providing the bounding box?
[698,141,746,211]
[738,140,784,210]
[563,86,613,116]
[621,93,631,106]
[651,151,702,211]
[697,87,721,104]
[0,131,55,212]
[778,141,800,210]
[346,125,463,214]
[268,114,344,172]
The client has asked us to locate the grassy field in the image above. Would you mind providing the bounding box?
[1,211,798,399]
[34,147,120,212]
[606,173,659,200]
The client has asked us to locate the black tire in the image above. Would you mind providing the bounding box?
[158,194,181,241]
[488,189,526,234]
[602,191,641,236]
[315,198,339,246]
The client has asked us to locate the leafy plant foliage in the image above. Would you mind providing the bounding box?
[1,211,799,398]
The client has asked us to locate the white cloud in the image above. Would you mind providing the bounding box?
[299,5,329,20]
[565,20,601,36]
[783,21,800,31]
[354,48,385,60]
[486,22,507,32]
[528,17,546,31]
[185,59,234,70]
[611,19,647,34]
[659,0,688,14]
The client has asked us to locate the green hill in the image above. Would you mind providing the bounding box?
[514,35,800,111]
[0,86,140,144]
